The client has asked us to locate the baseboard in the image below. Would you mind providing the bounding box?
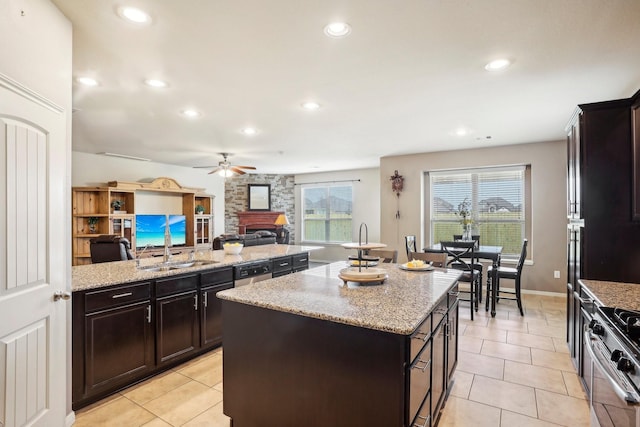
[66,411,76,427]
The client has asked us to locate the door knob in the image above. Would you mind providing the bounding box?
[53,291,71,301]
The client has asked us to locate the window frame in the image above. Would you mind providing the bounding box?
[428,165,528,257]
[300,183,353,244]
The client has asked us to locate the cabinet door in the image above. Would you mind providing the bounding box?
[85,301,153,394]
[447,301,459,382]
[156,291,199,366]
[201,282,233,349]
[431,319,446,420]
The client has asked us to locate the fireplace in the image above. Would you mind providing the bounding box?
[237,211,283,234]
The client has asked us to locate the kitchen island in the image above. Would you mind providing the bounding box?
[218,262,461,427]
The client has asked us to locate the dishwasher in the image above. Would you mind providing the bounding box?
[234,260,273,287]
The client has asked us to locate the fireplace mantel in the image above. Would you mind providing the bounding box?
[237,211,283,234]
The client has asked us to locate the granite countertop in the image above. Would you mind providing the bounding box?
[217,262,462,335]
[580,279,640,311]
[72,244,321,292]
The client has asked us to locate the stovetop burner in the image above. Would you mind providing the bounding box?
[602,307,640,342]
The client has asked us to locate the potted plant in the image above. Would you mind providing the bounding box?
[87,216,99,233]
[195,205,205,215]
[110,200,124,213]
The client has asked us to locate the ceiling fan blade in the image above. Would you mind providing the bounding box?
[234,165,257,170]
[230,167,247,175]
[207,167,223,175]
[193,165,218,169]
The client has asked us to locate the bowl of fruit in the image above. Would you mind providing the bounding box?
[223,242,243,255]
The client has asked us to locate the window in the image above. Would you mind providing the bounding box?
[430,166,526,256]
[301,184,353,243]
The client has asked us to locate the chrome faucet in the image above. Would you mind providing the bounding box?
[163,217,172,264]
[136,244,153,267]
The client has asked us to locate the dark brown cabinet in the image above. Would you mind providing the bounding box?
[200,268,234,349]
[73,266,233,409]
[565,89,640,379]
[73,282,154,406]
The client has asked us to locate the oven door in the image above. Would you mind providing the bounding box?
[584,331,640,427]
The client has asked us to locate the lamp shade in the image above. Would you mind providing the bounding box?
[274,214,290,226]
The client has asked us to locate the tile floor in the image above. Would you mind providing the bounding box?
[74,293,588,426]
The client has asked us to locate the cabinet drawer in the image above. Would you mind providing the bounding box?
[432,298,447,330]
[292,253,309,269]
[201,268,233,286]
[411,391,431,427]
[408,340,432,425]
[155,274,198,298]
[448,283,459,307]
[272,256,293,274]
[85,282,151,313]
[410,314,432,362]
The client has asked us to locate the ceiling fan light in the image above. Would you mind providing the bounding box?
[218,169,234,177]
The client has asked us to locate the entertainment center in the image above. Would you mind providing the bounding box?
[72,177,214,265]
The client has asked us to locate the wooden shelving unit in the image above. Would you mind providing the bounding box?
[72,177,214,265]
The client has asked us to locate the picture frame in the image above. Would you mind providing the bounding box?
[248,184,271,211]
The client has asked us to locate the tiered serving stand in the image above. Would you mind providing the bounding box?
[339,223,388,285]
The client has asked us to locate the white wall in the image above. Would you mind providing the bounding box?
[294,168,380,263]
[72,152,226,236]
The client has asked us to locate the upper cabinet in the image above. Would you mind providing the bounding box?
[72,178,214,265]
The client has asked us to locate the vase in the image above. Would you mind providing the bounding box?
[462,224,472,241]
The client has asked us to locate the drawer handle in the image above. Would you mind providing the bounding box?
[298,258,308,262]
[279,262,289,267]
[413,331,429,342]
[112,292,133,299]
[413,414,431,427]
[412,358,431,373]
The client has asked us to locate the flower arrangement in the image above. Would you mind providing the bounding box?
[110,200,124,211]
[457,198,474,227]
[195,205,205,214]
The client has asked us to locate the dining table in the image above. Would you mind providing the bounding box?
[425,243,503,317]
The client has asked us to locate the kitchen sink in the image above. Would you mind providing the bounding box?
[137,259,218,272]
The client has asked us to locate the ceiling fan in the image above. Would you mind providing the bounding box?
[193,153,256,177]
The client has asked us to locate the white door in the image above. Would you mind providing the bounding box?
[0,78,69,426]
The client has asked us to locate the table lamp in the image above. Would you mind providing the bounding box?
[274,213,290,243]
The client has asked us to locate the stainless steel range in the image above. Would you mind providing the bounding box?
[585,306,640,426]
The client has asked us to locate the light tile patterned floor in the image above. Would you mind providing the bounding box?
[74,294,588,426]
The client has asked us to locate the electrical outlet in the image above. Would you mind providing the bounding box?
[554,270,561,279]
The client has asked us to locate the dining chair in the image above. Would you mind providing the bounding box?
[452,234,483,302]
[408,251,447,267]
[366,249,398,263]
[440,240,480,320]
[405,235,417,260]
[486,239,528,316]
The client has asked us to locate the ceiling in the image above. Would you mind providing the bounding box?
[52,0,640,175]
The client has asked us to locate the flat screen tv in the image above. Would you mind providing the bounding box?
[135,214,186,249]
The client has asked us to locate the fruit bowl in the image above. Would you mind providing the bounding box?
[223,243,243,254]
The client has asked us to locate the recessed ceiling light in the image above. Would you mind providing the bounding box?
[76,77,99,86]
[301,101,321,110]
[455,128,468,136]
[117,6,151,24]
[241,127,257,136]
[181,109,201,118]
[324,22,351,38]
[144,79,168,88]
[484,58,511,71]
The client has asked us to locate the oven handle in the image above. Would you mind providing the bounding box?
[584,330,640,404]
